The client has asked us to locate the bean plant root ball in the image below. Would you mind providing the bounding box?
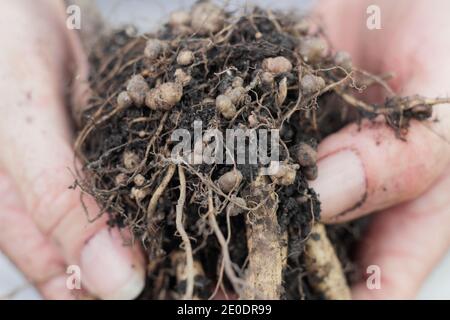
[74,0,447,300]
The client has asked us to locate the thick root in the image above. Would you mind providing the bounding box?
[175,165,195,300]
[147,164,176,228]
[241,175,287,300]
[305,223,351,300]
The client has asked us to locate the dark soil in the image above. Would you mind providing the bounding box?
[74,1,441,300]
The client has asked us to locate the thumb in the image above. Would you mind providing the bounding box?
[310,113,450,224]
[310,69,450,223]
[310,0,450,224]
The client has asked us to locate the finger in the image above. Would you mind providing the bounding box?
[0,82,145,300]
[352,167,450,299]
[65,10,92,126]
[0,2,145,300]
[0,171,74,300]
[312,0,450,224]
[309,111,450,223]
[309,52,450,223]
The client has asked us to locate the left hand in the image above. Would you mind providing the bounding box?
[313,0,450,299]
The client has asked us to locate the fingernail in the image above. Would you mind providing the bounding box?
[309,150,366,221]
[80,228,145,300]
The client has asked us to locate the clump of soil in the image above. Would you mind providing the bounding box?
[74,1,445,300]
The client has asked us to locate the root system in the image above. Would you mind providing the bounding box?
[74,1,447,300]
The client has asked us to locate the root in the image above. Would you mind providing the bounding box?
[241,175,287,300]
[304,223,351,300]
[354,69,395,96]
[147,164,176,230]
[76,4,444,300]
[175,165,195,300]
[207,189,247,298]
[336,91,450,115]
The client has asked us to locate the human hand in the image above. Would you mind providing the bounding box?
[313,0,450,299]
[0,0,145,299]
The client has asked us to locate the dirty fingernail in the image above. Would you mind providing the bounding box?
[309,150,366,222]
[80,228,145,300]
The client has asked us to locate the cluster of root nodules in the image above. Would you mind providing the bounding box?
[75,1,446,300]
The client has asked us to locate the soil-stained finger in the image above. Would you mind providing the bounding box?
[352,166,450,299]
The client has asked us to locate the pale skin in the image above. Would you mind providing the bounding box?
[312,0,450,298]
[0,0,145,299]
[0,0,449,299]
